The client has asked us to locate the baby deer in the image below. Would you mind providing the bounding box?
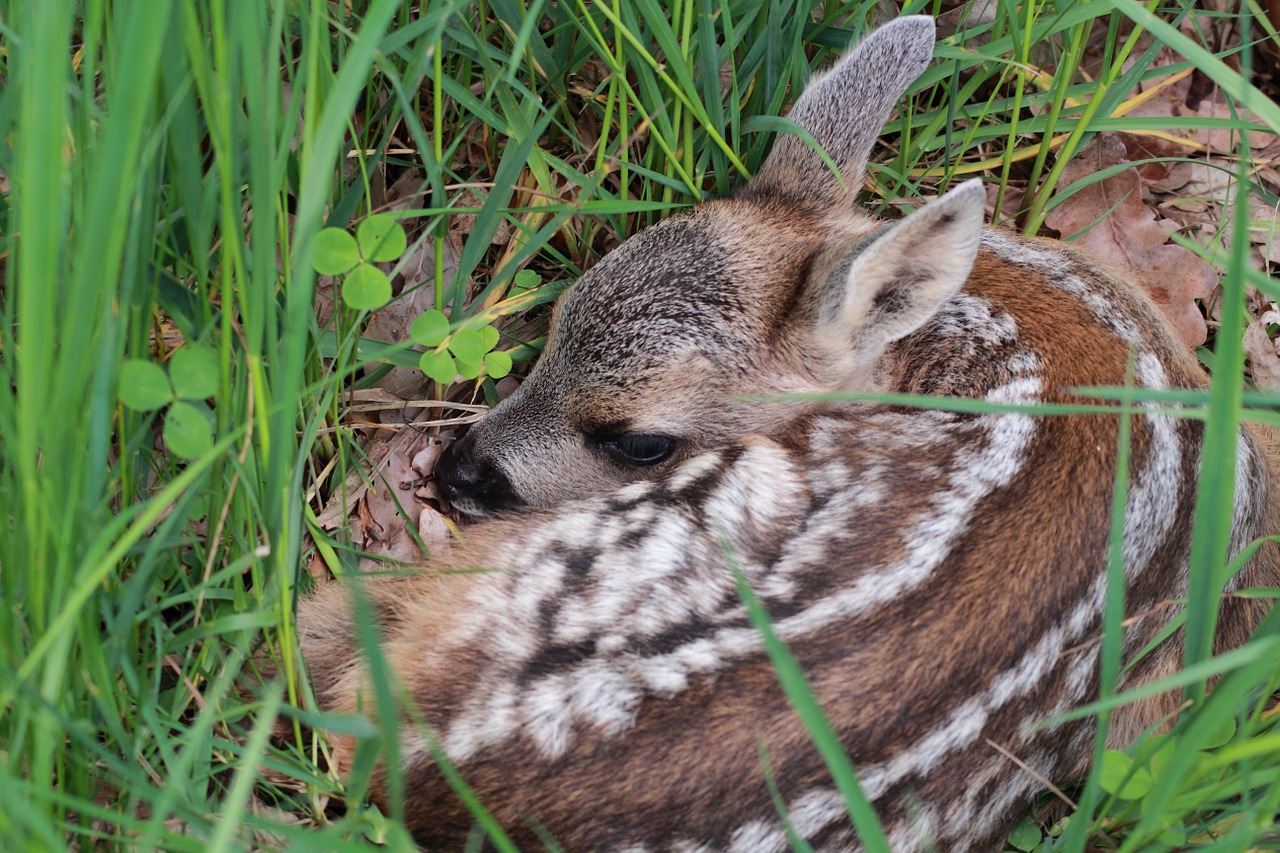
[299,16,1279,851]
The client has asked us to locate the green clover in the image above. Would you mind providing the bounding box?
[410,309,513,386]
[117,344,219,460]
[312,212,408,311]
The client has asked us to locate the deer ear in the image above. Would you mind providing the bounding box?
[805,180,987,389]
[748,16,936,209]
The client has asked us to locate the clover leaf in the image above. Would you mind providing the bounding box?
[118,359,174,412]
[357,213,407,262]
[409,309,512,386]
[1097,749,1153,800]
[313,228,360,275]
[342,264,392,312]
[169,345,219,399]
[410,309,449,347]
[118,345,220,461]
[312,215,407,311]
[163,400,214,459]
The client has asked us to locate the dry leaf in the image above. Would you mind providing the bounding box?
[1156,161,1233,213]
[314,425,444,570]
[356,444,427,567]
[936,0,998,39]
[1244,310,1280,390]
[1045,134,1216,348]
[984,181,1026,228]
[417,506,454,558]
[304,549,330,582]
[1190,101,1276,155]
[412,441,443,476]
[1245,199,1280,264]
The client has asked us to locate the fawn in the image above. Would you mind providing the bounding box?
[298,16,1280,851]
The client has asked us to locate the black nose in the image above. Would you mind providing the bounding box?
[434,434,518,515]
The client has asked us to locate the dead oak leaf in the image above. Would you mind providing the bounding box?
[1190,101,1277,156]
[1045,134,1215,348]
[314,427,442,571]
[1244,309,1280,391]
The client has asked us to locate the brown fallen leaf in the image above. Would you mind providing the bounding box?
[984,182,1025,229]
[315,426,441,571]
[417,505,454,558]
[304,549,331,582]
[1190,101,1277,156]
[412,441,443,477]
[1154,160,1234,215]
[1244,199,1280,265]
[1045,134,1216,348]
[356,440,430,568]
[1244,309,1280,391]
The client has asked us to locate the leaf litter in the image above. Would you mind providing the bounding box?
[1044,132,1217,349]
[1040,23,1280,387]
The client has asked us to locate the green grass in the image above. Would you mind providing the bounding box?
[0,0,1278,850]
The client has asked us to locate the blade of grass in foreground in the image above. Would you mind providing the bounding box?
[1180,160,1251,689]
[731,557,890,853]
[344,576,521,853]
[1057,359,1135,851]
[1120,46,1274,838]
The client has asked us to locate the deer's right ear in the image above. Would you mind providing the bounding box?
[748,16,936,210]
[803,180,987,390]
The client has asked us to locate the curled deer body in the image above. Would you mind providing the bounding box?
[299,16,1279,851]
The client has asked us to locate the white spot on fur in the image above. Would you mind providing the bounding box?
[1122,352,1181,580]
[931,294,1019,344]
[666,448,727,492]
[727,820,787,853]
[1226,431,1264,590]
[887,804,940,852]
[791,788,848,837]
[867,697,988,800]
[990,626,1066,707]
[968,751,1055,840]
[983,232,1140,342]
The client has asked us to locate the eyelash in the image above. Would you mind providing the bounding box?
[591,432,676,467]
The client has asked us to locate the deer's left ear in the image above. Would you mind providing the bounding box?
[748,16,936,210]
[802,180,987,389]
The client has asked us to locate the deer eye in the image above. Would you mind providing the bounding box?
[593,432,675,467]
